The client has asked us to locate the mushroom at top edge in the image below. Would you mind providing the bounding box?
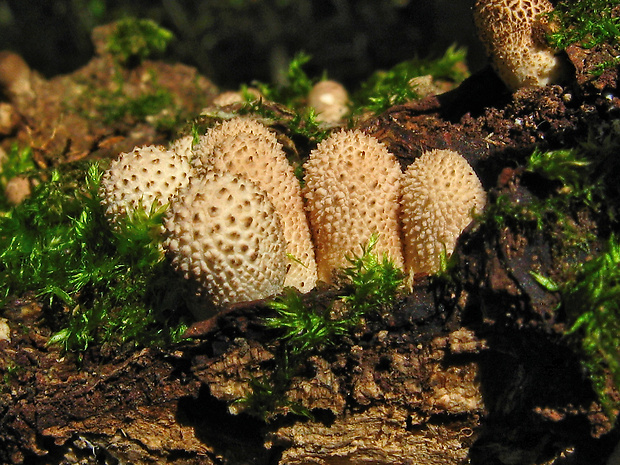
[473,0,569,91]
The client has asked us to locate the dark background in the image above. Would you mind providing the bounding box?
[0,0,486,90]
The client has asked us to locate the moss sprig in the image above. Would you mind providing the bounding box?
[339,234,406,316]
[255,51,315,109]
[351,45,468,115]
[243,235,404,419]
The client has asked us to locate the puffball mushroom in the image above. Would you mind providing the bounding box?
[303,129,404,283]
[0,51,33,100]
[4,175,31,205]
[100,145,192,222]
[400,149,486,278]
[307,80,349,124]
[163,171,287,306]
[193,117,318,293]
[473,0,567,91]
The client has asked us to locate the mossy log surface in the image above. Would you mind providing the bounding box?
[1,26,620,465]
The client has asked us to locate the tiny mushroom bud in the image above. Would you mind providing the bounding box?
[473,0,568,91]
[303,129,404,283]
[163,171,287,307]
[211,88,262,107]
[307,80,350,124]
[0,51,33,100]
[193,117,318,293]
[400,149,486,279]
[4,175,31,205]
[100,145,192,222]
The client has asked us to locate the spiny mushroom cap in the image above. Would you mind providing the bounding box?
[473,0,566,91]
[163,171,287,307]
[169,134,194,161]
[303,129,404,283]
[400,149,486,277]
[193,117,317,293]
[307,80,349,124]
[100,145,192,222]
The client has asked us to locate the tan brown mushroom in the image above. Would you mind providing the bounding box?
[400,149,486,279]
[193,117,318,293]
[0,51,33,100]
[473,0,567,91]
[303,129,404,283]
[163,171,287,308]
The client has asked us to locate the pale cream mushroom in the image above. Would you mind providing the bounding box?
[163,171,287,307]
[99,145,192,222]
[400,149,486,279]
[307,80,349,124]
[193,117,317,293]
[303,129,404,283]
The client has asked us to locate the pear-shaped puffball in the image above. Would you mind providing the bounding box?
[193,117,317,293]
[473,0,567,91]
[163,171,287,307]
[303,129,404,283]
[400,149,486,278]
[307,80,349,124]
[100,145,192,222]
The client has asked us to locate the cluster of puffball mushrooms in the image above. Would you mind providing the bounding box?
[99,117,486,313]
[98,0,575,314]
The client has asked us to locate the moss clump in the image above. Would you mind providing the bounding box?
[545,0,619,50]
[0,163,188,354]
[563,236,620,421]
[268,234,404,354]
[352,45,468,115]
[98,85,175,126]
[106,18,174,65]
[488,126,620,423]
[248,52,332,143]
[240,235,405,419]
[256,51,316,109]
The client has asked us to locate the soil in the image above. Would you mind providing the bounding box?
[1,23,619,465]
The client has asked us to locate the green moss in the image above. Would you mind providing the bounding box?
[352,45,468,115]
[240,235,405,419]
[489,128,620,422]
[255,51,315,109]
[97,83,176,126]
[0,163,188,354]
[545,0,619,50]
[339,234,406,315]
[533,236,620,422]
[106,18,174,65]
